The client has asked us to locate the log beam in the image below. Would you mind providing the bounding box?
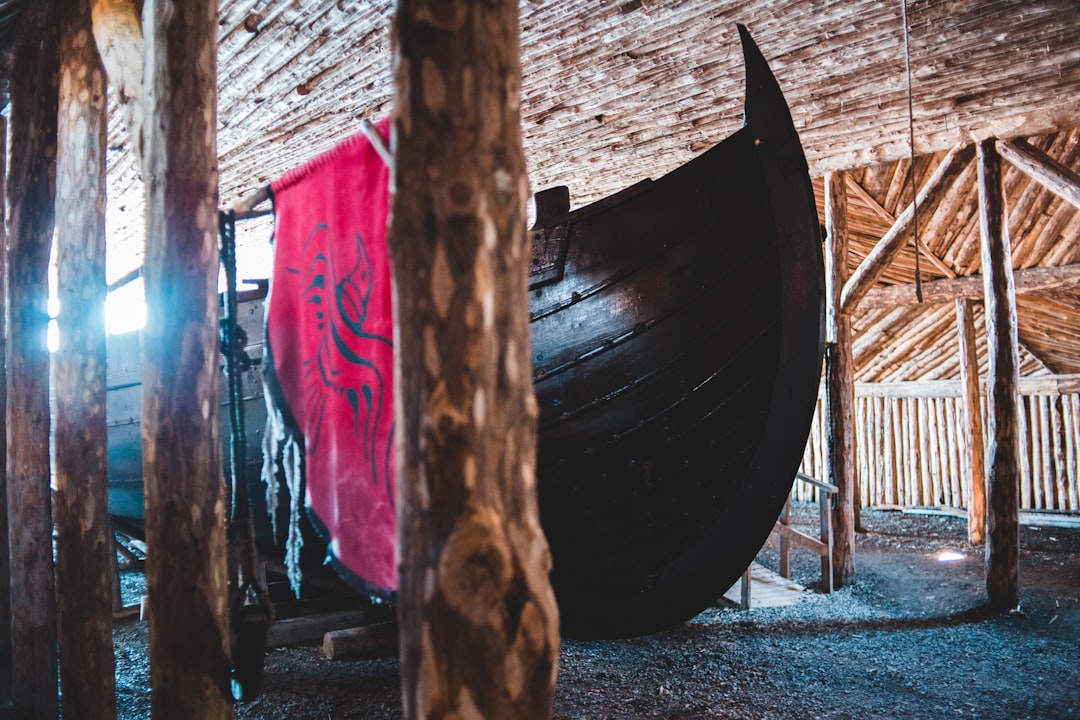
[956,299,987,545]
[845,176,957,279]
[390,1,560,718]
[5,3,61,716]
[0,115,8,692]
[90,0,144,165]
[857,263,1080,309]
[840,143,975,314]
[54,0,117,717]
[142,1,231,716]
[997,138,1080,211]
[977,138,1021,611]
[825,171,856,588]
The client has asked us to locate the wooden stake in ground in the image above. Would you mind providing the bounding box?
[825,171,857,588]
[5,2,61,716]
[976,138,1021,611]
[390,1,560,718]
[955,298,986,545]
[141,1,232,717]
[54,0,117,716]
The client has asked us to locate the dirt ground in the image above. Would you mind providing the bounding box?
[112,506,1080,719]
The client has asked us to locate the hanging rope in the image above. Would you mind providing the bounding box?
[901,0,924,302]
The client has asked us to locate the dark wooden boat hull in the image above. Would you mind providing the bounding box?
[106,27,823,640]
[530,27,823,637]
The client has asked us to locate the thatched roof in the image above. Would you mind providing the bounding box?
[46,1,1080,382]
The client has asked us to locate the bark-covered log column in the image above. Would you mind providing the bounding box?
[5,3,61,716]
[0,115,9,689]
[54,0,116,717]
[955,298,986,545]
[142,2,231,717]
[825,171,856,588]
[390,2,560,718]
[976,138,1021,611]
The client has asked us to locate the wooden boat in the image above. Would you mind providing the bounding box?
[107,26,823,640]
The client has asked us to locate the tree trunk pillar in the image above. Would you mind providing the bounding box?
[142,1,232,716]
[390,1,560,718]
[976,138,1021,611]
[5,3,61,716]
[825,171,856,588]
[955,298,986,545]
[0,114,9,696]
[54,0,117,716]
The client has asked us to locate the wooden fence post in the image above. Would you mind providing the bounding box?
[142,1,232,716]
[977,138,1021,611]
[390,1,560,717]
[956,298,987,544]
[54,0,117,716]
[5,2,61,716]
[825,171,856,588]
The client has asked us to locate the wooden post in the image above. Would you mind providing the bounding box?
[390,1,560,718]
[142,1,232,717]
[976,138,1021,611]
[956,298,986,543]
[825,171,856,588]
[0,114,9,694]
[5,3,61,716]
[54,0,117,716]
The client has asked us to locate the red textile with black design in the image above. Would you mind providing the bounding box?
[266,118,396,594]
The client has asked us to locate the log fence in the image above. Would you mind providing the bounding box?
[797,379,1080,513]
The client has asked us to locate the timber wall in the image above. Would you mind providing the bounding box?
[797,383,1080,513]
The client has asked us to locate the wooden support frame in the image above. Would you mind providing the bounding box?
[390,1,559,717]
[5,3,61,716]
[141,1,232,716]
[840,143,975,314]
[976,138,1021,611]
[956,299,987,545]
[54,0,117,715]
[825,171,856,588]
[858,262,1080,309]
[997,138,1080,210]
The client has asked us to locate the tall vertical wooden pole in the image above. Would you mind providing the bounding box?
[391,1,560,718]
[0,115,10,695]
[976,138,1021,611]
[825,171,856,588]
[54,0,117,717]
[5,3,61,717]
[955,298,986,545]
[142,2,231,717]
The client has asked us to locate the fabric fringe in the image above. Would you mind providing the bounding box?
[261,388,305,597]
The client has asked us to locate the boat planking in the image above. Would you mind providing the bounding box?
[106,25,824,640]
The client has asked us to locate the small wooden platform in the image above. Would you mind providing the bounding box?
[721,562,809,609]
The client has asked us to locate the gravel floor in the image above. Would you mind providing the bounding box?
[112,506,1080,719]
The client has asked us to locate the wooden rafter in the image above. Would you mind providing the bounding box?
[840,144,975,314]
[997,137,1080,210]
[858,263,1080,309]
[845,175,957,279]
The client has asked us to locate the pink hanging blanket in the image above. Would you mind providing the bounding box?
[262,118,397,596]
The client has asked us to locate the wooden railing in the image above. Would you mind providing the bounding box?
[797,378,1080,512]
